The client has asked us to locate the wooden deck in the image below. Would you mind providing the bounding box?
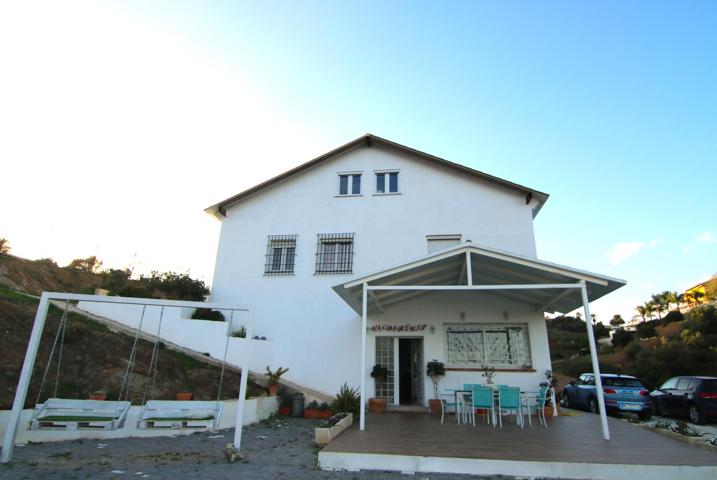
[319,411,717,478]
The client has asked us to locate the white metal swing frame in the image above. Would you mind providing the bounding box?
[1,292,254,464]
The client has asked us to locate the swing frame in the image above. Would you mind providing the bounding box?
[1,292,254,464]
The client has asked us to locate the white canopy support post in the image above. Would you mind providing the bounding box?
[581,283,610,440]
[465,251,473,286]
[233,307,254,450]
[360,283,368,431]
[1,293,51,463]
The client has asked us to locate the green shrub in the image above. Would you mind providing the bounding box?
[636,320,658,338]
[191,308,225,322]
[330,383,360,417]
[611,328,634,347]
[661,310,684,326]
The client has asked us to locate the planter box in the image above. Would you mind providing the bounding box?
[278,406,291,415]
[304,409,333,419]
[314,413,353,446]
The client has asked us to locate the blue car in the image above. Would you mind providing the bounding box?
[562,373,652,419]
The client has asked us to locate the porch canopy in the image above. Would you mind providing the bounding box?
[332,243,626,440]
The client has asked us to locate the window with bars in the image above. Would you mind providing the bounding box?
[338,173,361,196]
[375,171,399,194]
[315,233,355,274]
[264,235,297,275]
[445,323,532,368]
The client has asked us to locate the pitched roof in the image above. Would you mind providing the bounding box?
[205,133,550,219]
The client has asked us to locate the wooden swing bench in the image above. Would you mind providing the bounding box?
[31,398,131,430]
[138,400,222,429]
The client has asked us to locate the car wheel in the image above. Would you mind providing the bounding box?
[688,404,704,425]
[653,401,664,417]
[563,393,571,409]
[638,411,652,421]
[589,398,598,414]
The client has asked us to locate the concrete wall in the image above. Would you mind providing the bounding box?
[209,144,543,397]
[0,397,278,444]
[76,302,273,373]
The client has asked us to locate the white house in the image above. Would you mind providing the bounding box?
[205,134,626,431]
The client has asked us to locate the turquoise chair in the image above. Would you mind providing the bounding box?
[497,386,523,428]
[471,385,495,427]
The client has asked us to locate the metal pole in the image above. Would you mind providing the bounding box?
[360,283,368,431]
[581,284,610,440]
[234,308,254,449]
[1,293,51,463]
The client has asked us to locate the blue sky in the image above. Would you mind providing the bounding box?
[1,1,715,322]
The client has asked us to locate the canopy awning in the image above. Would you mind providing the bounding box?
[332,243,626,315]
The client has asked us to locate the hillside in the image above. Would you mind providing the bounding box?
[1,285,265,409]
[0,254,105,296]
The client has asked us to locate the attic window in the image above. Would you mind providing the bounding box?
[426,234,461,253]
[375,171,399,194]
[338,173,361,196]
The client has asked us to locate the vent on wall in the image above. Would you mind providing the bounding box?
[426,234,462,253]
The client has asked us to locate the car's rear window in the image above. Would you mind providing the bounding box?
[703,380,717,392]
[602,377,642,387]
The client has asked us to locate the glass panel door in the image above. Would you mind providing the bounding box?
[375,337,394,400]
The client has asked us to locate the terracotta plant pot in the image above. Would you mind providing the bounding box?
[544,404,558,417]
[304,409,333,419]
[279,406,291,415]
[176,392,193,401]
[428,399,443,415]
[89,393,107,401]
[267,383,280,396]
[368,397,387,413]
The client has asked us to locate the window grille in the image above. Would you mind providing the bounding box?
[264,235,297,275]
[375,337,394,400]
[445,323,532,368]
[315,233,355,274]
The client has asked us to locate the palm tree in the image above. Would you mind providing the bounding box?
[636,304,650,322]
[650,294,666,321]
[664,291,679,312]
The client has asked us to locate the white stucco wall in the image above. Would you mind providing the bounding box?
[209,145,544,398]
[76,302,274,373]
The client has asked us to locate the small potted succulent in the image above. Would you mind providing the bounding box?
[426,360,446,415]
[265,365,289,396]
[176,391,194,400]
[368,364,388,413]
[89,391,107,401]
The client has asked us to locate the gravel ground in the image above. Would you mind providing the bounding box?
[0,416,514,480]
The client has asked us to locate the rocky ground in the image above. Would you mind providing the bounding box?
[1,416,518,480]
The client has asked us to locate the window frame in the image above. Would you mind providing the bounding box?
[336,171,362,197]
[264,235,297,276]
[315,233,356,274]
[444,323,532,369]
[374,169,400,195]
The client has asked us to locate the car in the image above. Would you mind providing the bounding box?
[650,376,717,424]
[562,373,652,419]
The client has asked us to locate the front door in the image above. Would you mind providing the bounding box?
[398,338,423,405]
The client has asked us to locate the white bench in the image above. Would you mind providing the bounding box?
[138,400,222,429]
[31,398,131,430]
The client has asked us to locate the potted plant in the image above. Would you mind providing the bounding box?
[265,365,289,396]
[540,369,559,417]
[426,360,446,415]
[314,412,354,446]
[278,387,292,415]
[481,365,496,385]
[368,364,388,413]
[176,392,193,401]
[304,401,333,419]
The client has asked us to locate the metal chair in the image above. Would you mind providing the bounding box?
[522,386,549,427]
[471,385,495,427]
[497,386,523,428]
